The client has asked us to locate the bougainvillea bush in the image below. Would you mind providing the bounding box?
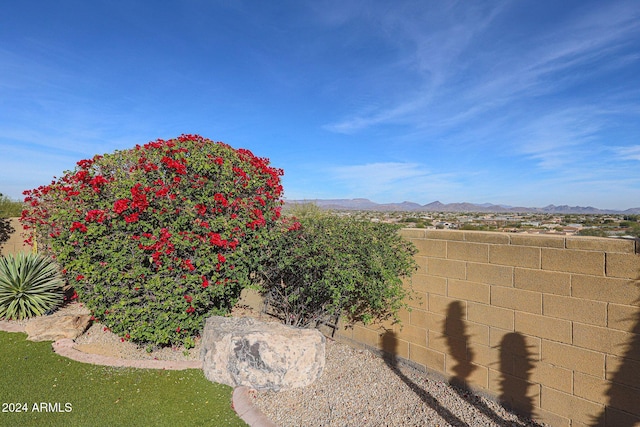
[21,135,284,348]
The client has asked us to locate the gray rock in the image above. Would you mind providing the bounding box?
[201,316,325,391]
[25,314,92,342]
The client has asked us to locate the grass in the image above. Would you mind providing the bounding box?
[0,332,247,426]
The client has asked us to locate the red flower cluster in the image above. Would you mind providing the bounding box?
[20,134,285,348]
[70,222,88,233]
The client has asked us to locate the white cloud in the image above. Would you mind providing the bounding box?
[615,145,640,161]
[328,162,460,202]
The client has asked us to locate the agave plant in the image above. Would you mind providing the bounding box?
[0,252,65,320]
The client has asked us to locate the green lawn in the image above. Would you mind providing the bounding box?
[0,331,247,426]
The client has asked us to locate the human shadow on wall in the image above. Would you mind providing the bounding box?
[381,330,470,427]
[498,332,536,425]
[444,301,529,427]
[590,282,640,427]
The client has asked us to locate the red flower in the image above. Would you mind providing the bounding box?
[183,259,195,271]
[183,295,193,303]
[186,306,195,314]
[85,209,106,223]
[201,276,209,288]
[217,253,226,263]
[70,222,88,233]
[124,212,140,223]
[76,274,85,281]
[113,199,129,214]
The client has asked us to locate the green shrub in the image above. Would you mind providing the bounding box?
[0,193,20,250]
[0,253,65,319]
[21,135,284,347]
[0,192,24,218]
[256,215,418,328]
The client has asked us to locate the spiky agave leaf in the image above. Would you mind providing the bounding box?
[0,253,65,320]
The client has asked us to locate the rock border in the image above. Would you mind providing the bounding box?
[0,320,274,427]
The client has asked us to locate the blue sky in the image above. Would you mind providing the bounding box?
[1,1,639,210]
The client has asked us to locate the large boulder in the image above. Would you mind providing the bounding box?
[25,314,91,342]
[201,316,325,391]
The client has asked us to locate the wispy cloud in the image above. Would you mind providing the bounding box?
[323,1,640,139]
[328,162,460,202]
[615,145,640,161]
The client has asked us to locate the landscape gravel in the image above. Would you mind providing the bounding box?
[250,339,549,427]
[7,303,549,426]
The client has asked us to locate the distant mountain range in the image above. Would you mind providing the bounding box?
[285,198,640,214]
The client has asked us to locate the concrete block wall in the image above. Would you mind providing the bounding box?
[336,229,640,427]
[0,218,30,257]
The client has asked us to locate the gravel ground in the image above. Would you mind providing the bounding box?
[251,339,548,427]
[8,303,548,426]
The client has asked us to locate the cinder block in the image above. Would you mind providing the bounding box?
[543,294,607,326]
[528,360,573,393]
[397,323,427,347]
[411,238,447,258]
[515,312,572,343]
[573,372,609,405]
[490,245,540,268]
[464,231,511,244]
[399,229,427,239]
[447,279,490,304]
[447,241,489,262]
[407,291,426,310]
[467,262,514,287]
[422,311,445,332]
[510,234,565,248]
[514,268,571,295]
[533,407,571,427]
[397,307,411,325]
[489,328,541,361]
[468,303,514,330]
[573,323,638,358]
[542,248,605,275]
[540,386,604,426]
[409,343,445,371]
[583,375,640,418]
[492,287,542,314]
[607,303,638,332]
[571,275,640,305]
[428,330,456,354]
[541,340,605,377]
[409,273,447,295]
[424,229,465,241]
[428,294,463,317]
[395,338,410,359]
[409,308,428,328]
[427,257,466,279]
[567,236,636,253]
[442,318,489,347]
[413,255,428,273]
[487,369,540,410]
[606,252,640,279]
[606,354,640,388]
[351,325,381,349]
[604,406,640,427]
[472,343,499,369]
[446,361,488,389]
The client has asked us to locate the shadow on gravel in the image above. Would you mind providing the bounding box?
[382,330,470,427]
